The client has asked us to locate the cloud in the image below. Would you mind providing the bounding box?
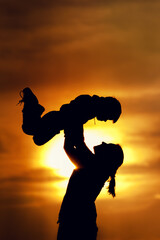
[0,140,7,153]
[0,128,26,161]
[127,129,160,147]
[0,168,66,183]
[0,0,160,93]
[120,158,160,175]
[0,203,59,240]
[121,93,160,115]
[0,168,65,208]
[97,198,160,240]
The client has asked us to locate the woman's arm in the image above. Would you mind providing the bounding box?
[64,126,94,168]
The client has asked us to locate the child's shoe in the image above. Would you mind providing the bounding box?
[18,87,45,135]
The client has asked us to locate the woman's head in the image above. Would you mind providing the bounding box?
[94,142,124,197]
[94,142,123,172]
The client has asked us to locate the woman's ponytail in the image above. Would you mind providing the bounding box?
[108,175,116,197]
[94,142,124,198]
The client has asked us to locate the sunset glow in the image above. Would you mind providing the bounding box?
[0,1,160,240]
[36,124,141,201]
[39,134,75,177]
[39,124,124,176]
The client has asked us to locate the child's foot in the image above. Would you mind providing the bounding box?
[18,87,45,135]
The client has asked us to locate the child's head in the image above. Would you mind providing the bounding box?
[94,142,124,197]
[96,97,122,123]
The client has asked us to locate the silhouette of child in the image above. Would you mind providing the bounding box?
[18,88,122,146]
[57,132,124,240]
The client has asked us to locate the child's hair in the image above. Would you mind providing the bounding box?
[94,142,124,197]
[95,96,122,123]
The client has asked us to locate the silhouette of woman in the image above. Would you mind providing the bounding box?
[57,129,124,240]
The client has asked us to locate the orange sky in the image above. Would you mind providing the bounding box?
[0,1,160,240]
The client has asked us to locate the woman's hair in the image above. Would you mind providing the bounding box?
[94,142,124,197]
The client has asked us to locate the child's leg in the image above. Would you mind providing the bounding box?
[33,111,62,146]
[19,88,62,145]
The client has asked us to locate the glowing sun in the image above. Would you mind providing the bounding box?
[39,122,123,178]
